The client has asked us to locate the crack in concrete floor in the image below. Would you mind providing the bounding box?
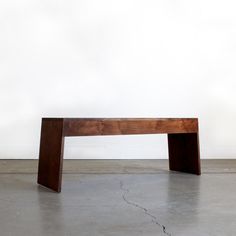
[120,181,172,236]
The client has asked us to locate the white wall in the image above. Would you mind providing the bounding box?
[1,0,236,159]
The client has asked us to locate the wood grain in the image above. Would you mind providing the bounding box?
[63,118,198,136]
[37,118,201,192]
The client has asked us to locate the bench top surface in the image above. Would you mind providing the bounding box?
[42,118,198,136]
[43,118,197,121]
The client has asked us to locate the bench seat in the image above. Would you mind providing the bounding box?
[37,118,201,192]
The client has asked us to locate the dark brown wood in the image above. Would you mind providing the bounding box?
[37,118,201,192]
[168,133,201,175]
[63,118,198,136]
[37,118,65,192]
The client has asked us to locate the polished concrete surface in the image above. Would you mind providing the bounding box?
[2,159,236,173]
[1,169,236,235]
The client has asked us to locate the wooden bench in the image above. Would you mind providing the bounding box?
[37,118,201,192]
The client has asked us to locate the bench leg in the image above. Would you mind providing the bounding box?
[168,133,201,175]
[37,119,65,192]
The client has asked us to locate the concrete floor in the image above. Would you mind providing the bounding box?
[1,159,236,173]
[1,160,236,236]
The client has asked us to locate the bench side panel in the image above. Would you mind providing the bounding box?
[63,118,198,136]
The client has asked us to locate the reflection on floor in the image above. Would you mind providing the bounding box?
[0,172,236,236]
